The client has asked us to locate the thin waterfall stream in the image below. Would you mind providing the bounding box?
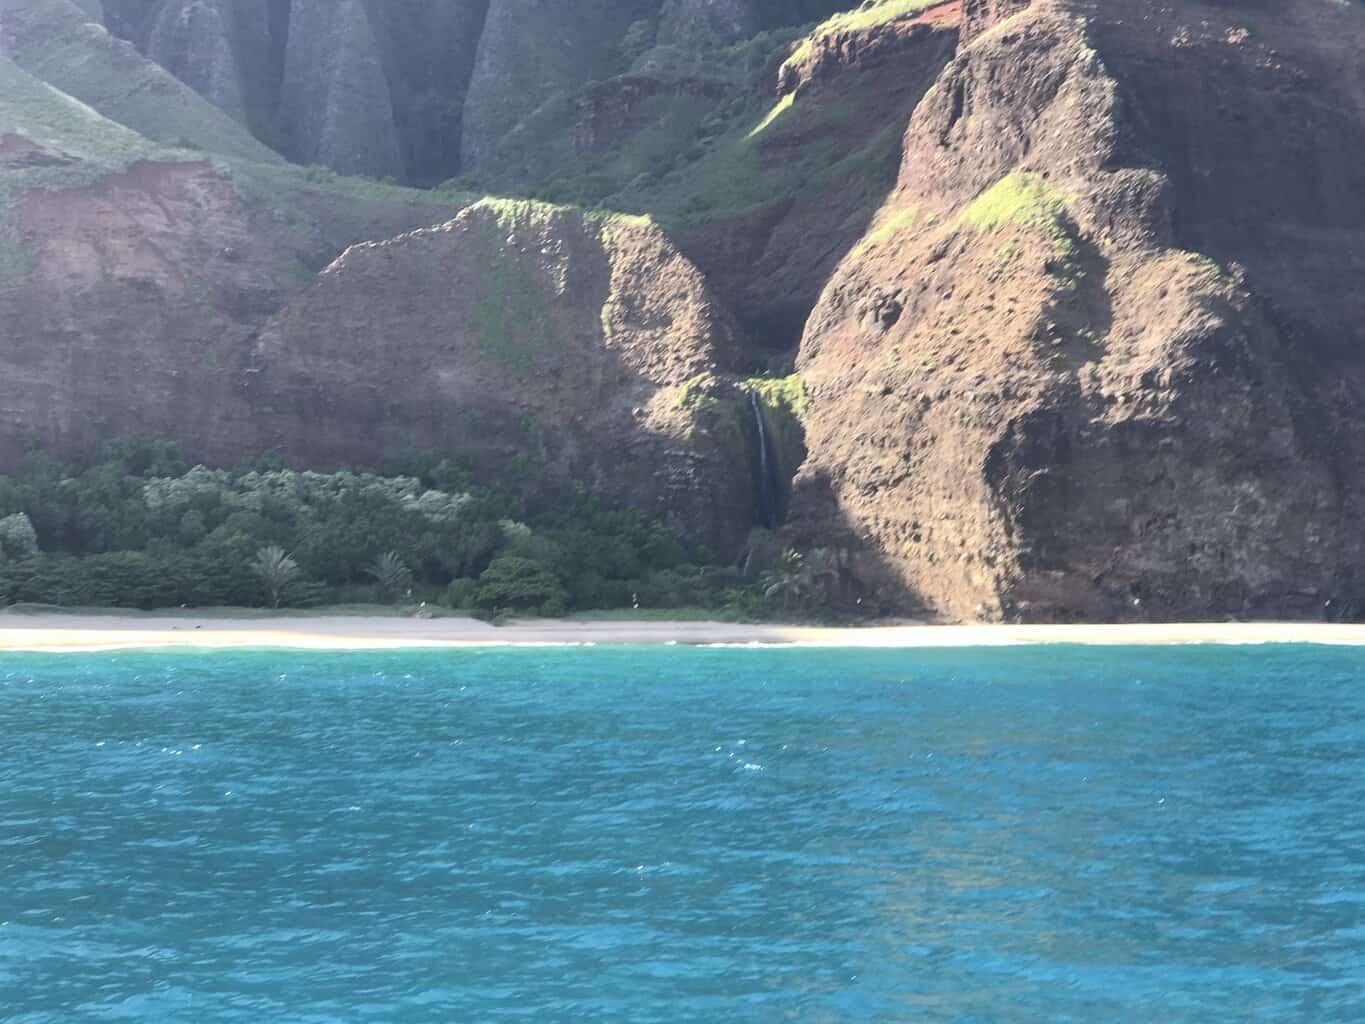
[750,390,778,529]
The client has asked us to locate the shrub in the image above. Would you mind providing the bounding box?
[0,513,38,561]
[0,445,719,613]
[472,557,568,616]
[444,578,478,610]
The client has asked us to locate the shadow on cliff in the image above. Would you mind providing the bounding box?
[783,466,933,619]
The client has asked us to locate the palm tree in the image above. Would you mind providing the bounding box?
[367,551,413,602]
[251,545,301,609]
[762,550,809,613]
[762,548,842,614]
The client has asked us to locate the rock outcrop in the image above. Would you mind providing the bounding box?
[461,0,654,171]
[278,0,402,178]
[678,1,960,352]
[789,0,1365,620]
[960,0,1029,43]
[146,0,247,122]
[246,200,755,553]
[657,0,757,47]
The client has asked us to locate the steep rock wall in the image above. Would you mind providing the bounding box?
[657,0,758,47]
[146,0,246,123]
[461,0,656,171]
[676,3,960,353]
[278,0,402,178]
[246,200,755,553]
[790,0,1365,621]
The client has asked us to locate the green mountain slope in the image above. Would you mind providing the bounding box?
[0,0,280,163]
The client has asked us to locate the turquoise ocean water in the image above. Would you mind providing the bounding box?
[1,645,1363,1021]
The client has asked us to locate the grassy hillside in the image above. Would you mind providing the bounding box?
[0,0,280,163]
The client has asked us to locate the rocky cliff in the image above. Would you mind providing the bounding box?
[3,0,1365,619]
[243,199,756,553]
[789,0,1365,620]
[89,0,852,183]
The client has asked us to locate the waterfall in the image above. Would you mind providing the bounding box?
[750,390,778,529]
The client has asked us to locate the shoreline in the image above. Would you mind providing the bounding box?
[1,612,1364,652]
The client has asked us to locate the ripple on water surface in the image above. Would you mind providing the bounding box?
[1,645,1364,1022]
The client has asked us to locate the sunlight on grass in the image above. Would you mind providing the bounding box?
[748,92,795,139]
[963,172,1074,254]
[786,0,948,69]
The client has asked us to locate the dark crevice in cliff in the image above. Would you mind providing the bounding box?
[265,0,291,111]
[452,0,493,177]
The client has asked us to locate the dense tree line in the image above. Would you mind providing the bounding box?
[0,442,766,616]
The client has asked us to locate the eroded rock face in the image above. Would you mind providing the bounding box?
[91,0,857,180]
[247,200,755,553]
[0,161,290,467]
[678,4,959,352]
[279,0,402,178]
[363,0,489,184]
[0,151,757,552]
[789,0,1365,621]
[146,0,249,122]
[461,0,655,171]
[657,0,757,47]
[960,0,1029,43]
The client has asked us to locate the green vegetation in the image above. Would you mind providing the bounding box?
[634,91,902,224]
[0,3,276,165]
[761,548,841,613]
[675,373,724,412]
[251,546,303,609]
[744,374,812,419]
[748,93,795,139]
[0,513,39,561]
[462,22,906,230]
[470,557,569,617]
[963,173,1073,248]
[463,205,566,376]
[785,0,947,70]
[858,207,918,252]
[0,441,780,617]
[367,551,415,602]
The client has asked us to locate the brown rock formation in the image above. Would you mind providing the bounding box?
[245,200,755,553]
[678,4,960,352]
[960,0,1030,43]
[789,0,1365,621]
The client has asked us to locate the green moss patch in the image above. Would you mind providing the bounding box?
[785,0,948,70]
[963,172,1075,256]
[743,374,812,418]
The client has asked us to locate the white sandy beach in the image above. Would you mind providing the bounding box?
[0,612,1363,652]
